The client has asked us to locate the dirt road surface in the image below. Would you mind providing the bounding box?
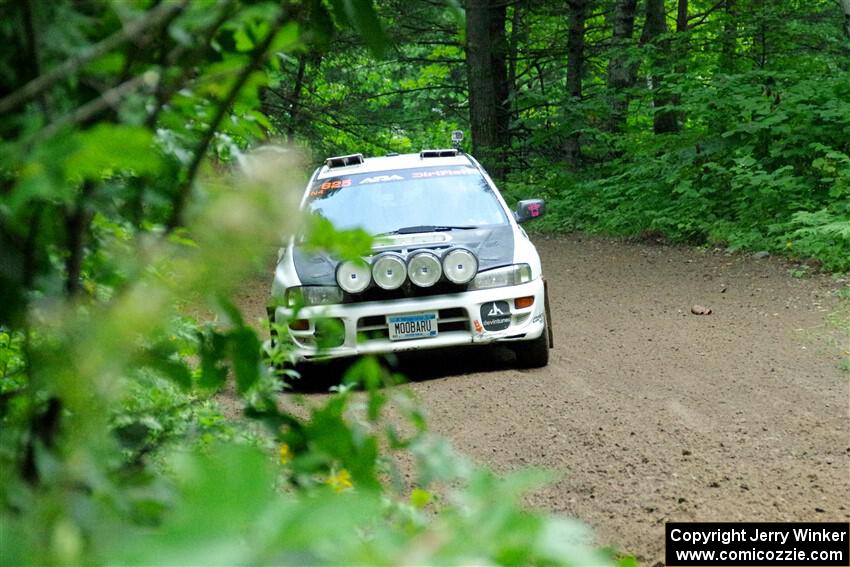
[235,234,849,564]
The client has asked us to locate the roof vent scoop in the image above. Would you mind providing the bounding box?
[419,149,460,158]
[325,153,365,168]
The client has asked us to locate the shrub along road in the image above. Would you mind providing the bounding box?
[235,234,849,564]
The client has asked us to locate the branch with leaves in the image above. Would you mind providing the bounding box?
[0,1,186,115]
[165,4,295,230]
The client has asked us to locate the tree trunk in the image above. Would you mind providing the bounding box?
[286,53,322,144]
[641,0,678,134]
[672,0,688,127]
[566,1,587,99]
[840,0,850,39]
[21,0,53,116]
[64,181,95,296]
[465,0,500,174]
[564,0,588,166]
[676,0,688,33]
[262,51,321,144]
[718,0,737,73]
[755,0,767,68]
[507,3,522,111]
[21,0,49,291]
[285,54,309,143]
[507,2,523,156]
[491,1,509,159]
[606,0,638,132]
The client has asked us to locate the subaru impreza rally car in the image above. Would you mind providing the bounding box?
[269,138,552,368]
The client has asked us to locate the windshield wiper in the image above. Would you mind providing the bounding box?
[381,225,479,236]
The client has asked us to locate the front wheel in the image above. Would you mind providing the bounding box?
[513,321,549,368]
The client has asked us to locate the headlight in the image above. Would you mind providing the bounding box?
[286,286,344,306]
[407,251,442,287]
[468,264,532,290]
[372,253,407,290]
[442,248,478,284]
[336,259,371,293]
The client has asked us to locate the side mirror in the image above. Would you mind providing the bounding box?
[515,199,545,223]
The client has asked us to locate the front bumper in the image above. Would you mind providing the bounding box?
[272,279,546,361]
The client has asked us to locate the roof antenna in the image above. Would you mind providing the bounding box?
[451,130,464,150]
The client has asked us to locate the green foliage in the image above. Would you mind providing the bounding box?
[303,214,374,261]
[66,124,162,181]
[264,0,468,158]
[512,69,850,271]
[0,330,27,396]
[0,2,607,565]
[512,0,849,270]
[114,370,245,463]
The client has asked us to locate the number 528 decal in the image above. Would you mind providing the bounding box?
[319,179,351,190]
[310,178,351,197]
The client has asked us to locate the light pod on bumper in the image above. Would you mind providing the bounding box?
[407,251,442,287]
[336,259,371,293]
[442,248,478,284]
[372,253,407,290]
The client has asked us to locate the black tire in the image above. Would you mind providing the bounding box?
[514,320,550,368]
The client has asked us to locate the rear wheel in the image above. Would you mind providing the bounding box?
[514,320,549,368]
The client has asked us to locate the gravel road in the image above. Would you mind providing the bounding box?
[235,234,849,564]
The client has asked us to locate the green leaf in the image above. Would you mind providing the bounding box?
[270,21,300,53]
[410,487,431,508]
[65,124,160,181]
[228,327,261,394]
[213,295,245,327]
[326,0,387,58]
[145,343,192,390]
[84,52,126,76]
[233,25,255,52]
[305,215,373,260]
[199,330,228,390]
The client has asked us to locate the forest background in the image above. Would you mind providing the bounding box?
[1,0,848,564]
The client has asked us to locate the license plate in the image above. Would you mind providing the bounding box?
[387,312,438,341]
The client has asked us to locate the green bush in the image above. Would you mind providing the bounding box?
[512,71,850,272]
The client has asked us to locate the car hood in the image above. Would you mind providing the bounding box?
[292,224,515,286]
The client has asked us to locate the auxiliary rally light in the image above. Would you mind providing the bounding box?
[372,253,407,290]
[407,251,442,287]
[336,259,371,293]
[442,248,478,284]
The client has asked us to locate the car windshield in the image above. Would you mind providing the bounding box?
[304,165,508,235]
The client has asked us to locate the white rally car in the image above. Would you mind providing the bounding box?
[269,140,552,368]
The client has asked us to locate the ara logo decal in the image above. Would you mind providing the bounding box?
[480,301,510,331]
[527,202,542,217]
[359,174,404,184]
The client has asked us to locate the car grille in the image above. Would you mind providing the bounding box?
[357,307,469,340]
